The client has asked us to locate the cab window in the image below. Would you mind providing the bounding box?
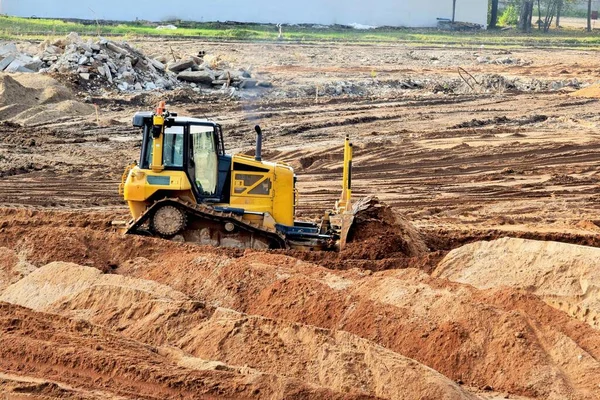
[163,126,184,168]
[190,125,218,196]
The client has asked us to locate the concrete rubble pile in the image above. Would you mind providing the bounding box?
[0,43,43,73]
[476,56,532,66]
[166,53,271,90]
[37,32,177,91]
[0,32,270,93]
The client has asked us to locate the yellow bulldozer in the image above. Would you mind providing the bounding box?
[118,102,355,251]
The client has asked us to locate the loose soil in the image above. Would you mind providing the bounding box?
[434,237,600,329]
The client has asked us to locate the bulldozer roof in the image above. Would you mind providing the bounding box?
[132,111,215,128]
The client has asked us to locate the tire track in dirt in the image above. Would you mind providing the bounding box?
[3,77,600,246]
[0,178,122,207]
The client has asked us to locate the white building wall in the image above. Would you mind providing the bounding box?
[0,0,487,28]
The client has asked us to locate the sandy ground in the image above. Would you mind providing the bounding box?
[1,37,600,399]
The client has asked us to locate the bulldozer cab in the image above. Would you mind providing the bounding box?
[136,112,229,202]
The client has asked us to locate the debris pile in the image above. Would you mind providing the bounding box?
[38,32,177,91]
[478,74,580,92]
[476,56,532,66]
[0,43,43,73]
[436,73,582,94]
[166,53,271,89]
[448,114,547,129]
[0,33,270,93]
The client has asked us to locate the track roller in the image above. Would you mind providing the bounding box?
[150,205,187,237]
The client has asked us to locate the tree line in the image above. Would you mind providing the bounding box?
[489,0,596,32]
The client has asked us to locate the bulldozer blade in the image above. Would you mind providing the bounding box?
[339,212,355,250]
[338,196,379,250]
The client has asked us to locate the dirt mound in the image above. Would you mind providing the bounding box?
[121,251,600,399]
[1,302,357,400]
[0,73,93,124]
[434,237,600,329]
[13,73,75,103]
[1,262,475,400]
[285,197,435,272]
[259,269,600,399]
[178,307,477,400]
[0,261,190,308]
[35,263,210,345]
[4,215,600,399]
[0,75,39,106]
[0,206,435,273]
[50,284,210,346]
[344,196,428,259]
[569,83,600,98]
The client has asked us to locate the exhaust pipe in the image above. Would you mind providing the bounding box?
[254,125,262,161]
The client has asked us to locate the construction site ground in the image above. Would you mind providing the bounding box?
[2,38,600,399]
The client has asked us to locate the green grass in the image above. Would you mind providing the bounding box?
[2,15,600,49]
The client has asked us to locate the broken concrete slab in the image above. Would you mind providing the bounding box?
[121,71,135,84]
[5,59,34,73]
[239,79,257,88]
[217,70,243,80]
[4,59,24,73]
[0,43,18,57]
[22,57,43,71]
[0,55,16,71]
[211,80,229,86]
[177,70,215,84]
[168,58,196,73]
[106,42,129,56]
[148,58,165,72]
[65,32,81,44]
[44,45,63,55]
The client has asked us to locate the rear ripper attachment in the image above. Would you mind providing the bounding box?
[118,101,358,251]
